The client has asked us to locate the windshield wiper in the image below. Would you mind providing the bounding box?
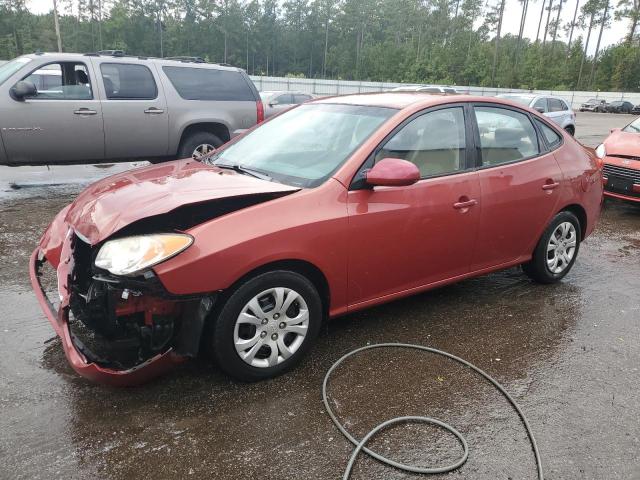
[214,163,272,181]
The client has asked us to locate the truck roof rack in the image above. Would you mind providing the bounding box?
[165,56,206,63]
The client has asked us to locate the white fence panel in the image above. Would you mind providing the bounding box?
[249,75,640,109]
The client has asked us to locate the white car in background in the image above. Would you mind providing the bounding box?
[260,90,315,118]
[497,94,576,136]
[390,85,459,94]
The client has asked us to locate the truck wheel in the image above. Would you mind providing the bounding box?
[178,132,223,160]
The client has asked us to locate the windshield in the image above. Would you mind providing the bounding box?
[623,117,640,133]
[0,57,31,86]
[208,103,395,188]
[500,95,534,106]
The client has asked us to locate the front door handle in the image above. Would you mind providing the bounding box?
[542,181,560,190]
[74,108,97,115]
[144,107,164,114]
[453,198,478,210]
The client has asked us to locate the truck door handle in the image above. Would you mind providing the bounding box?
[73,108,97,115]
[542,181,560,190]
[453,198,478,209]
[144,107,164,114]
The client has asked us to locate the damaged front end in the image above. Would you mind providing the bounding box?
[30,220,214,386]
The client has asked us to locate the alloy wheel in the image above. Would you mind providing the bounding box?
[546,222,577,274]
[192,143,215,159]
[234,287,309,368]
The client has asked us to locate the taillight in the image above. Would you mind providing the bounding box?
[256,101,264,123]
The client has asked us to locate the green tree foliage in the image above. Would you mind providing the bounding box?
[1,0,639,91]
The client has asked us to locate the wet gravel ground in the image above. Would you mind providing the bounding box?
[1,113,639,479]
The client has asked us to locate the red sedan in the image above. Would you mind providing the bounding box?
[597,118,640,202]
[30,93,603,386]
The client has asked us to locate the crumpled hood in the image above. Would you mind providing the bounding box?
[64,159,299,245]
[604,129,640,158]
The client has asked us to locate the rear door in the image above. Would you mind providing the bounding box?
[1,60,104,165]
[470,104,563,271]
[547,98,570,128]
[91,59,168,160]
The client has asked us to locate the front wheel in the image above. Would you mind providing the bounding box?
[523,211,581,284]
[209,271,323,381]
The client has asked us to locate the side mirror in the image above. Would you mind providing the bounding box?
[366,158,420,187]
[534,106,545,114]
[10,80,37,101]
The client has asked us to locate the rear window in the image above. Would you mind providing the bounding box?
[163,66,255,101]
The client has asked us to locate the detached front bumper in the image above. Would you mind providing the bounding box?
[29,237,192,386]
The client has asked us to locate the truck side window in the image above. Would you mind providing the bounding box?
[23,62,92,100]
[100,63,158,100]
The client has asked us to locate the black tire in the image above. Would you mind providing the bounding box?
[209,270,323,382]
[177,131,223,160]
[564,125,575,136]
[523,211,582,284]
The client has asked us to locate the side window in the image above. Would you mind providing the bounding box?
[162,66,256,101]
[100,63,157,100]
[276,93,293,104]
[23,62,92,100]
[533,98,548,113]
[474,106,540,166]
[548,98,566,112]
[375,107,466,178]
[293,94,311,104]
[535,119,562,148]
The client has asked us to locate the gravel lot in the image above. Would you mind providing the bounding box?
[0,112,638,480]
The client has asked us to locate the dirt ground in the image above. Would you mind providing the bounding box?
[0,112,639,480]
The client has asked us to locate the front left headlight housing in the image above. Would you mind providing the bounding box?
[595,143,606,159]
[95,233,194,276]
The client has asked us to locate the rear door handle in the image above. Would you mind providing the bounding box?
[453,198,478,209]
[73,108,97,115]
[542,181,560,190]
[144,107,164,114]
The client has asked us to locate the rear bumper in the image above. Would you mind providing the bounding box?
[29,248,184,386]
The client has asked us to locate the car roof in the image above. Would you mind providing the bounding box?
[22,52,244,73]
[311,92,517,110]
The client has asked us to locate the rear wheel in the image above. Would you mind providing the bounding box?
[178,131,223,160]
[209,271,322,381]
[523,211,581,284]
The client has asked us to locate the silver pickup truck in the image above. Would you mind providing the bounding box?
[0,52,264,165]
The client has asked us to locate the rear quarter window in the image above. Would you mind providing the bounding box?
[163,66,255,101]
[535,119,562,149]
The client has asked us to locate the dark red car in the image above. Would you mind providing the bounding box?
[30,93,603,386]
[597,118,640,203]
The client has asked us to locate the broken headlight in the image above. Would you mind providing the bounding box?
[95,234,193,276]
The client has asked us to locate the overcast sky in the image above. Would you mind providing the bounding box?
[27,0,626,56]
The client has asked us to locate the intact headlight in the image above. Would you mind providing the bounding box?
[95,234,193,276]
[595,144,606,159]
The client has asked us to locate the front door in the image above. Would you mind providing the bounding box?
[347,105,481,307]
[91,59,169,160]
[470,104,563,271]
[1,60,104,165]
